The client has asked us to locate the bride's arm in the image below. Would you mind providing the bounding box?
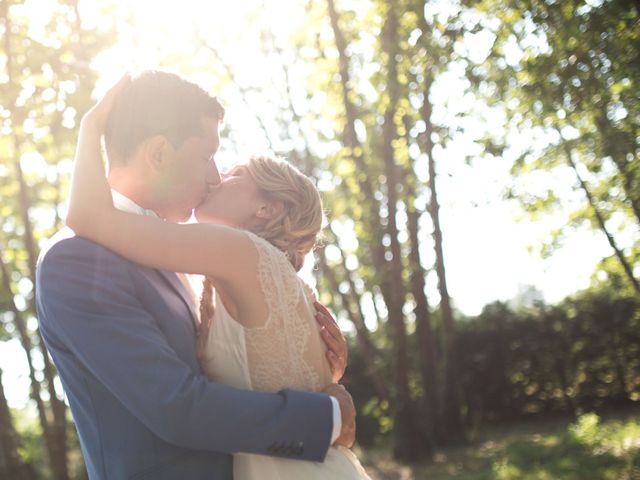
[67,75,126,232]
[66,76,256,285]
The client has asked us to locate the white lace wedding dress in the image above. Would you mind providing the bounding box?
[199,231,371,480]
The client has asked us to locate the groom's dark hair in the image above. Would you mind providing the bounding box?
[105,70,224,163]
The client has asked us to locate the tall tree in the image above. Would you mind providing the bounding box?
[0,368,36,480]
[325,0,433,458]
[468,0,640,293]
[0,0,114,477]
[415,1,466,442]
[378,0,428,458]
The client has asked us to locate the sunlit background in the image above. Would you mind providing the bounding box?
[39,0,614,308]
[2,0,638,478]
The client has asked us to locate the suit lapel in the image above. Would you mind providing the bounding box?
[155,269,200,331]
[110,194,200,331]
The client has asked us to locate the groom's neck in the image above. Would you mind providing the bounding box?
[108,167,159,214]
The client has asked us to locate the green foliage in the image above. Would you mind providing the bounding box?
[343,283,640,455]
[2,0,639,474]
[362,397,393,435]
[363,412,640,479]
[455,288,640,424]
[568,412,601,447]
[1,1,114,477]
[467,0,640,283]
[11,406,87,480]
[12,407,49,478]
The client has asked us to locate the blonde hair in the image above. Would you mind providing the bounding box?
[245,155,324,272]
[198,156,323,328]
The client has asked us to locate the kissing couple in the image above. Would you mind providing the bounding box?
[36,71,371,479]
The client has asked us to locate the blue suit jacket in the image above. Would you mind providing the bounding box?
[36,229,333,479]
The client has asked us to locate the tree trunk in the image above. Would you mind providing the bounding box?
[609,304,630,399]
[0,254,53,472]
[379,1,427,459]
[402,114,441,448]
[3,3,69,477]
[409,205,440,447]
[0,368,37,480]
[317,250,390,403]
[417,7,464,444]
[594,113,640,226]
[326,0,383,226]
[562,140,640,294]
[543,312,575,415]
[420,76,464,445]
[327,0,424,457]
[12,152,70,480]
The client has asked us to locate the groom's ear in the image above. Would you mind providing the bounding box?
[142,135,170,171]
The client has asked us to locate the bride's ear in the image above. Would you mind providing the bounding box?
[256,200,284,220]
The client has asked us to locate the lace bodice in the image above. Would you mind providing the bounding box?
[199,231,332,394]
[198,231,372,480]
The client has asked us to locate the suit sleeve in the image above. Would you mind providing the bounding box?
[36,237,333,461]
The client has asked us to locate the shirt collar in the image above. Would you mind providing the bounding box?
[111,190,158,217]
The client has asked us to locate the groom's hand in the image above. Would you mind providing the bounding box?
[314,301,348,383]
[323,384,356,448]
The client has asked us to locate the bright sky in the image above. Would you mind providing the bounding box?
[1,0,619,408]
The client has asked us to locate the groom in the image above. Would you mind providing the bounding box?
[36,70,355,479]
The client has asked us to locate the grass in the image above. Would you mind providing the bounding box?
[359,409,640,480]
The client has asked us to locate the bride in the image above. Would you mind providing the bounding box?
[66,75,371,479]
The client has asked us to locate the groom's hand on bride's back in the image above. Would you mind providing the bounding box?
[323,383,356,448]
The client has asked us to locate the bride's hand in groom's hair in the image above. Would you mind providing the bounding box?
[314,301,348,383]
[81,73,131,134]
